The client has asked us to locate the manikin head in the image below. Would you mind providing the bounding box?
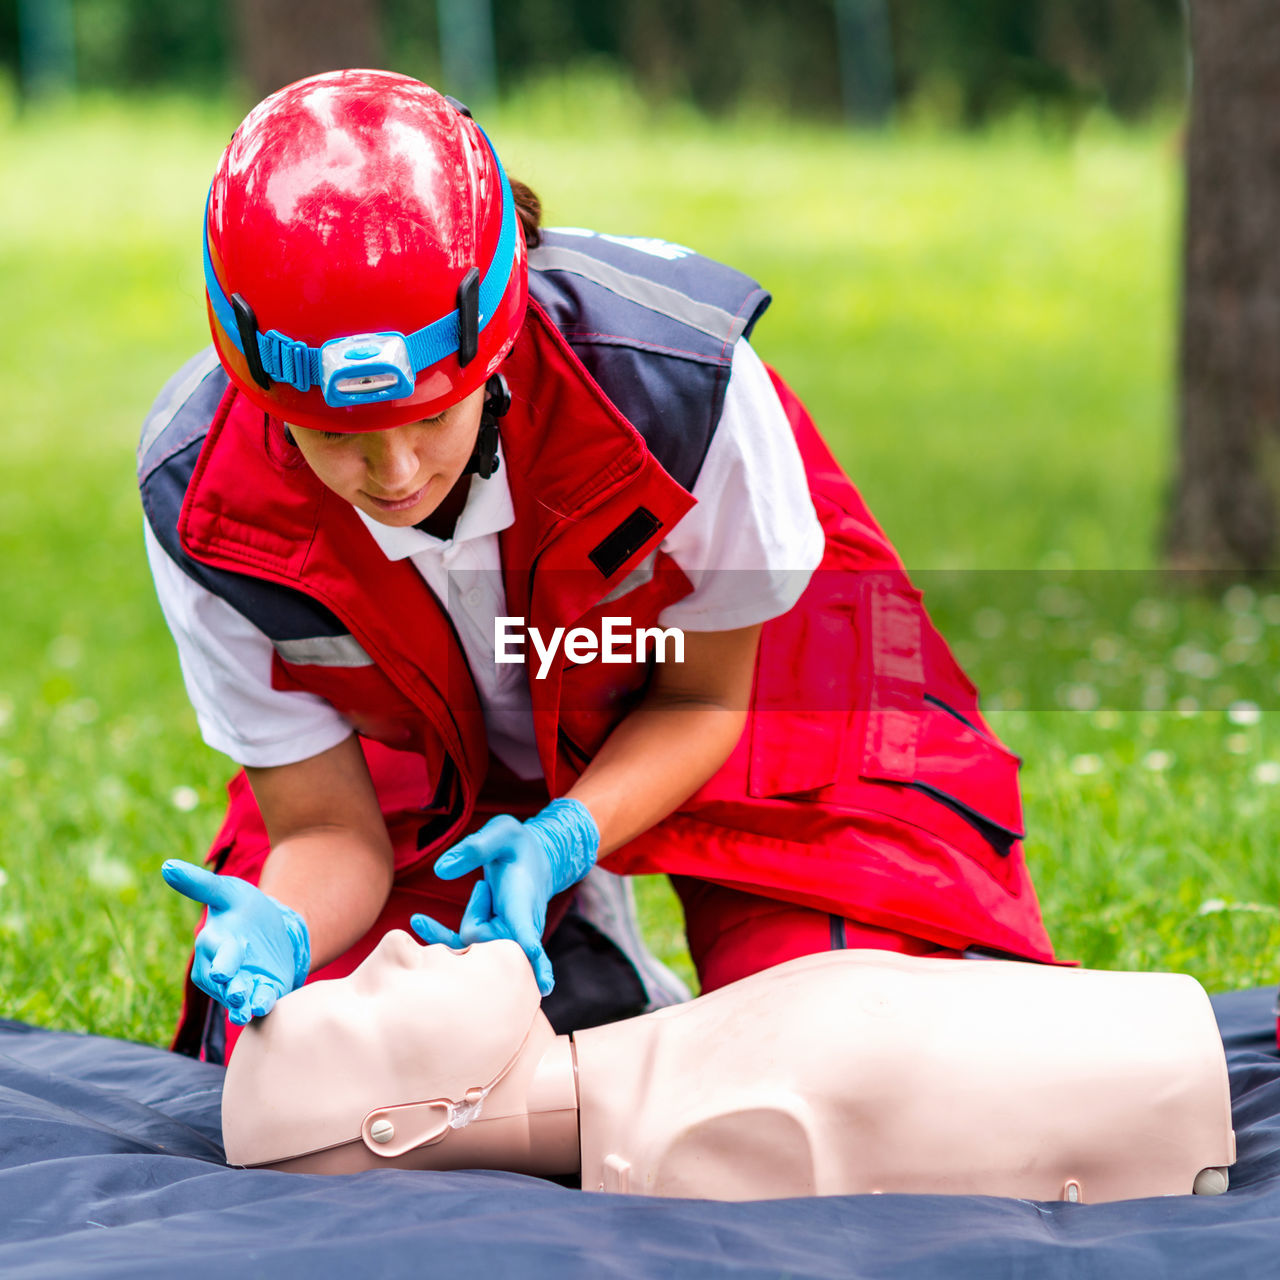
[222,932,546,1168]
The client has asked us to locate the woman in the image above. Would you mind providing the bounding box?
[140,70,1053,1061]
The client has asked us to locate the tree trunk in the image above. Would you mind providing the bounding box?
[234,0,383,103]
[1166,0,1280,573]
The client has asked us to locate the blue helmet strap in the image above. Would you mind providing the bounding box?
[203,122,519,407]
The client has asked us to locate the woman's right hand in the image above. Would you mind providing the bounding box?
[410,800,599,996]
[162,860,311,1026]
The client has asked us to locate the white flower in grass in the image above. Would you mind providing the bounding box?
[0,697,11,732]
[170,786,200,813]
[1208,685,1239,711]
[54,698,99,729]
[1090,635,1122,664]
[1227,700,1262,726]
[1141,685,1168,712]
[972,607,1005,639]
[1174,647,1220,680]
[1225,733,1251,755]
[1070,753,1103,776]
[86,848,136,894]
[1197,898,1278,917]
[47,635,82,669]
[1038,585,1080,618]
[1222,639,1259,666]
[1091,709,1121,730]
[0,867,8,890]
[1131,598,1170,632]
[1175,696,1200,717]
[1224,584,1256,615]
[1038,550,1074,571]
[1232,614,1263,644]
[1142,750,1173,772]
[1059,683,1099,712]
[1253,761,1280,786]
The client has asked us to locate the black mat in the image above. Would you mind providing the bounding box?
[0,988,1276,1278]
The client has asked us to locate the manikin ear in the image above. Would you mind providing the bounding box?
[360,1098,459,1158]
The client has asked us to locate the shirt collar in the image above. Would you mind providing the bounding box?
[354,440,515,562]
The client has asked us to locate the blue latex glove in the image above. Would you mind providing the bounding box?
[410,798,599,996]
[161,859,311,1027]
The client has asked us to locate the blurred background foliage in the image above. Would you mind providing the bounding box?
[7,1,1280,1046]
[0,0,1187,126]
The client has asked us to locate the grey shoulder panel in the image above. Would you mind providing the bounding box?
[529,241,761,350]
[138,351,349,643]
[528,230,772,491]
[137,347,225,481]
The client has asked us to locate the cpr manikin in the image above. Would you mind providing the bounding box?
[222,933,1235,1203]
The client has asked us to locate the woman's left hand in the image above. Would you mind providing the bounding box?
[411,799,599,995]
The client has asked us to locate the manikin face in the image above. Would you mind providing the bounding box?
[222,933,542,1166]
[289,385,486,526]
[338,929,536,1016]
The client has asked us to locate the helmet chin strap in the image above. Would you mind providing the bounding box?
[464,373,511,479]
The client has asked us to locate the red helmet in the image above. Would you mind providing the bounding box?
[203,69,527,432]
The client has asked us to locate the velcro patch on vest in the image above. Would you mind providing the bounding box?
[588,507,661,579]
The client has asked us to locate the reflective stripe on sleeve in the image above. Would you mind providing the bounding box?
[273,635,374,668]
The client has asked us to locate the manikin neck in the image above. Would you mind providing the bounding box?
[398,1012,581,1177]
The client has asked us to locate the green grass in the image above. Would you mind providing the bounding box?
[4,88,1276,1047]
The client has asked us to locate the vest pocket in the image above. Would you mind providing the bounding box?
[882,695,1025,857]
[746,573,858,798]
[904,696,1024,848]
[747,573,1025,862]
[850,576,1025,861]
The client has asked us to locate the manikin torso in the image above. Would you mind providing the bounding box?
[222,933,1234,1203]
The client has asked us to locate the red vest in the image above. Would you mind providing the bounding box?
[181,300,1054,975]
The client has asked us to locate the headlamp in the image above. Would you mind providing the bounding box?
[319,334,414,407]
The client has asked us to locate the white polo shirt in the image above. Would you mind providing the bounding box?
[146,338,825,778]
